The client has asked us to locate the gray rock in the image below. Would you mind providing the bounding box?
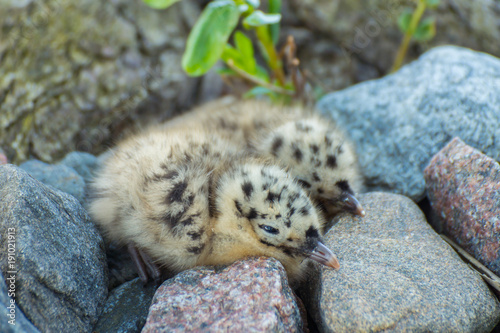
[143,257,304,332]
[59,151,99,183]
[295,35,372,92]
[94,278,157,333]
[19,159,86,203]
[301,192,500,332]
[289,0,500,72]
[0,0,200,164]
[0,164,108,333]
[317,46,500,201]
[0,272,40,333]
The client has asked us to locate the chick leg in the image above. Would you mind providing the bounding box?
[127,244,161,284]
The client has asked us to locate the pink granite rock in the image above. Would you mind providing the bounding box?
[0,148,7,165]
[424,137,500,276]
[142,257,303,332]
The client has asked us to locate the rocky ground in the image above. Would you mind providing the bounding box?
[1,0,500,165]
[1,46,499,332]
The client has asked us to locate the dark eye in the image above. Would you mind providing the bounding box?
[259,224,279,235]
[335,180,351,192]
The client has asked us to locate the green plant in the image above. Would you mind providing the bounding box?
[391,0,440,72]
[144,0,308,103]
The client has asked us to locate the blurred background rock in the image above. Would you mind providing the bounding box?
[1,0,499,163]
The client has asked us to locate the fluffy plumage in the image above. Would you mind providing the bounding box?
[162,98,365,221]
[255,115,365,221]
[88,126,338,285]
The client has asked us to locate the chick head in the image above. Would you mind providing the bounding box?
[213,163,338,281]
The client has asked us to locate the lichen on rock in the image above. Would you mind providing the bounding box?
[0,0,200,163]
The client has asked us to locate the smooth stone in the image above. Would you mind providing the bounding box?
[317,46,500,201]
[93,278,157,333]
[143,257,303,332]
[19,159,86,203]
[424,137,500,276]
[59,151,99,183]
[302,192,500,332]
[0,164,108,332]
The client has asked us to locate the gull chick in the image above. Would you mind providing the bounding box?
[254,115,365,221]
[88,127,339,285]
[161,98,365,221]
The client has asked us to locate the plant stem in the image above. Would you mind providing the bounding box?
[255,25,286,87]
[226,59,293,95]
[391,0,427,72]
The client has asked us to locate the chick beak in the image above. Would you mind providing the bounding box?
[342,192,365,217]
[308,241,340,269]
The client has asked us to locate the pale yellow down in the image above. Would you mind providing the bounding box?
[88,122,328,284]
[161,98,364,220]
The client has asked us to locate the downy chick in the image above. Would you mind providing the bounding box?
[160,97,301,150]
[161,98,365,222]
[88,127,338,285]
[254,115,365,222]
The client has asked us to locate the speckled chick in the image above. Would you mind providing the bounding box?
[159,97,301,150]
[88,127,338,285]
[254,115,365,222]
[162,98,365,222]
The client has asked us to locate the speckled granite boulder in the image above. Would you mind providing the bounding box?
[317,46,500,201]
[301,192,500,332]
[143,258,303,332]
[0,164,108,332]
[94,278,157,333]
[19,159,86,203]
[0,272,40,333]
[424,137,500,276]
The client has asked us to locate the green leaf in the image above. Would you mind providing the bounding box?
[268,0,281,45]
[221,44,248,72]
[221,45,243,63]
[182,1,240,76]
[413,17,436,41]
[245,0,260,8]
[243,10,281,27]
[216,67,237,76]
[234,31,253,59]
[284,81,294,90]
[243,86,276,98]
[425,0,440,8]
[143,0,181,10]
[397,9,412,33]
[234,31,256,73]
[238,4,249,13]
